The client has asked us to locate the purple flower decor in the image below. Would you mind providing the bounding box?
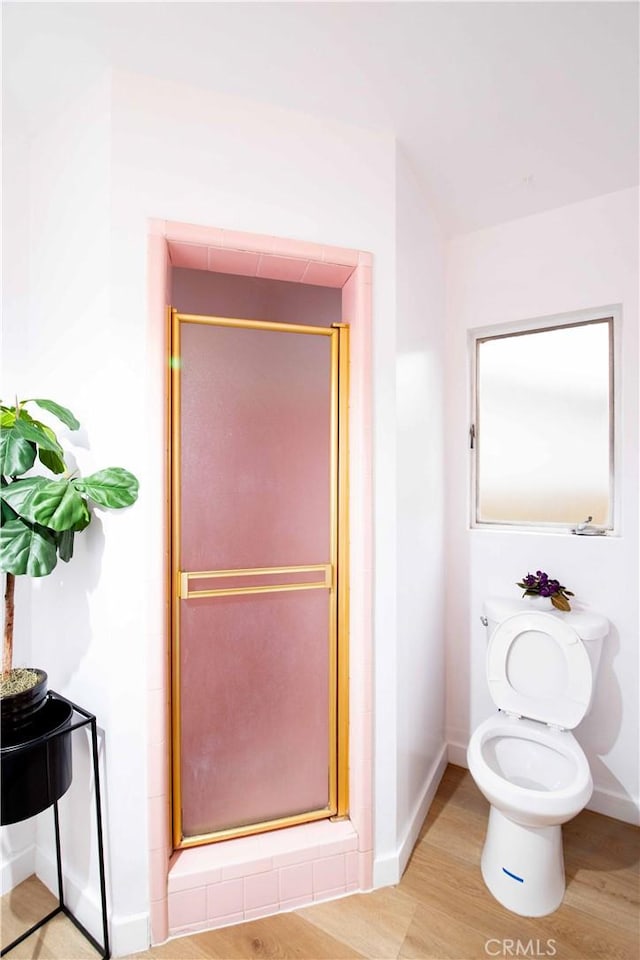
[516,570,575,612]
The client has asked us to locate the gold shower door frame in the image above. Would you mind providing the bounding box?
[170,309,350,849]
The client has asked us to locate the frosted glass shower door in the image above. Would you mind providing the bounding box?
[171,310,346,847]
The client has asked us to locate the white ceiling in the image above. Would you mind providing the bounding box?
[3,1,639,234]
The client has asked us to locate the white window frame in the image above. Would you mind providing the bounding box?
[469,306,620,534]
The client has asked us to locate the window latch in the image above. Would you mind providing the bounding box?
[469,424,476,449]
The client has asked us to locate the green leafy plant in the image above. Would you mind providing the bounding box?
[517,570,574,612]
[1,397,139,685]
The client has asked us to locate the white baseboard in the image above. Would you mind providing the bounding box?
[588,787,640,826]
[0,844,35,896]
[36,847,149,957]
[397,744,448,877]
[446,738,639,826]
[447,740,468,768]
[373,742,448,887]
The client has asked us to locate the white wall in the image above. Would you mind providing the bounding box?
[374,146,447,883]
[445,188,639,823]
[0,85,37,894]
[5,65,433,953]
[8,74,150,946]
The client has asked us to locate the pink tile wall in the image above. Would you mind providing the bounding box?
[147,220,373,944]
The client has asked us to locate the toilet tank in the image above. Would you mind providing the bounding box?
[483,597,609,714]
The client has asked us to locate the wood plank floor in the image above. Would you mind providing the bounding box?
[2,766,638,959]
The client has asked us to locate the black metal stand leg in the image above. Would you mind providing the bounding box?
[53,801,65,907]
[90,718,110,959]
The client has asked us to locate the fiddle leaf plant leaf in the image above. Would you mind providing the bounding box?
[38,447,67,475]
[0,477,51,518]
[1,409,16,428]
[57,529,75,563]
[11,417,65,457]
[24,479,89,532]
[71,499,91,531]
[0,393,140,678]
[34,423,67,474]
[27,399,80,432]
[0,430,36,476]
[0,517,58,577]
[74,468,139,509]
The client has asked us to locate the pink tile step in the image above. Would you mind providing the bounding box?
[313,854,346,893]
[278,861,313,902]
[170,847,223,892]
[168,887,206,928]
[244,870,279,910]
[206,878,244,920]
[169,820,359,900]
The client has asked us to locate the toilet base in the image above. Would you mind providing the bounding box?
[480,806,565,916]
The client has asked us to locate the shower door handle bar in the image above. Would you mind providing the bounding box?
[178,563,333,599]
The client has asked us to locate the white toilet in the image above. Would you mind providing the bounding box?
[467,597,608,917]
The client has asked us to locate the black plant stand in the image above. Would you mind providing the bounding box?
[1,693,110,959]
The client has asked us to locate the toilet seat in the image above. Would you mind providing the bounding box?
[487,612,592,729]
[467,713,593,829]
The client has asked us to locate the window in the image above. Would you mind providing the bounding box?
[472,315,614,530]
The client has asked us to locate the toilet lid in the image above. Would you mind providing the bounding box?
[487,611,592,729]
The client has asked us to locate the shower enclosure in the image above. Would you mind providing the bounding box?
[170,308,349,848]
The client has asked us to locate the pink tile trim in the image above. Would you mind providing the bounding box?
[358,851,374,891]
[223,856,273,880]
[169,918,214,938]
[148,689,168,746]
[210,911,244,928]
[147,739,169,800]
[313,886,346,903]
[166,222,225,247]
[169,864,223,894]
[270,235,322,260]
[147,631,167,692]
[168,242,208,271]
[321,245,358,267]
[149,794,170,854]
[245,904,279,921]
[280,895,313,912]
[148,218,166,237]
[150,847,169,902]
[221,229,275,253]
[150,899,168,944]
[256,254,308,283]
[302,261,354,288]
[208,248,260,276]
[345,851,359,885]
